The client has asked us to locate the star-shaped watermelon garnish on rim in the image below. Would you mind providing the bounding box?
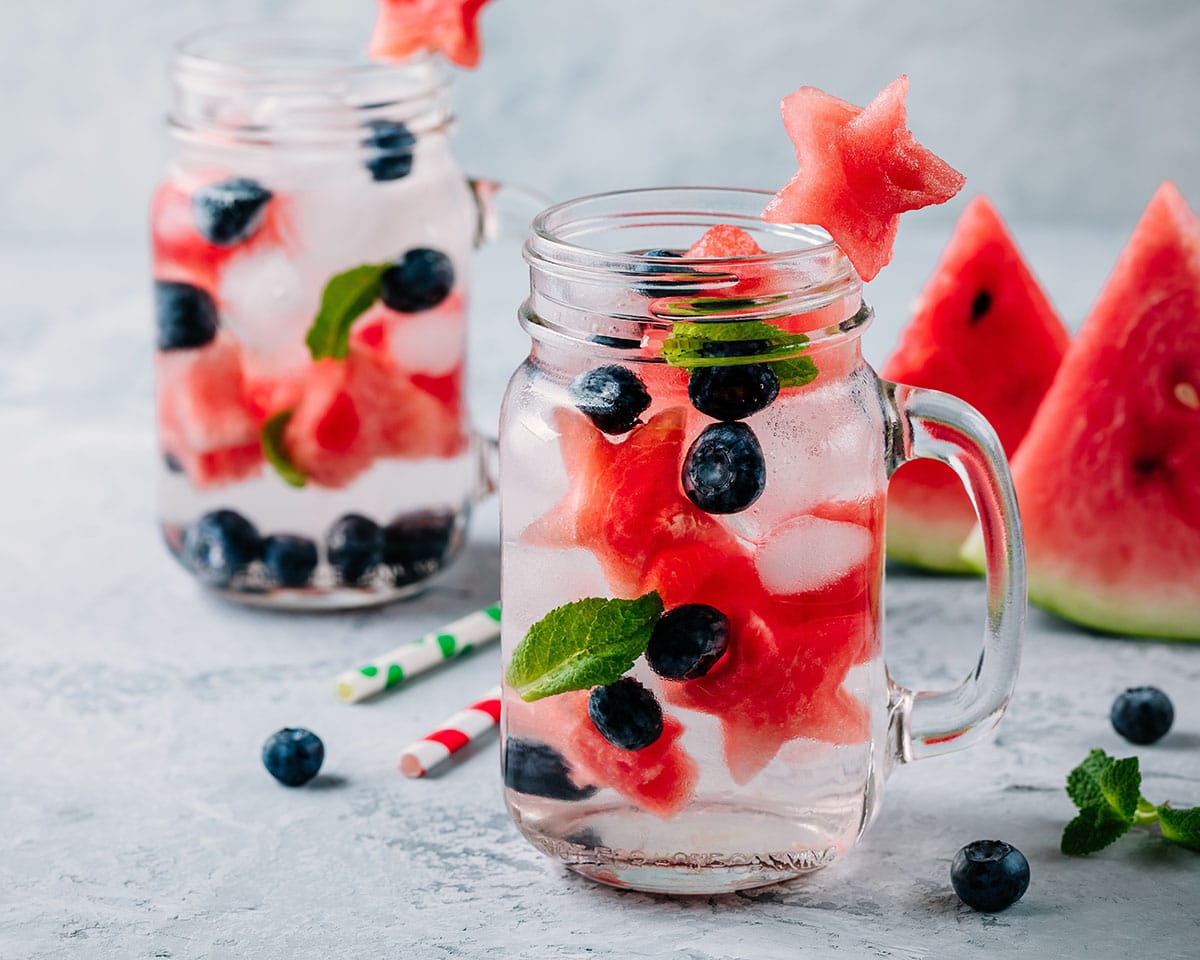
[763,75,965,282]
[370,0,494,68]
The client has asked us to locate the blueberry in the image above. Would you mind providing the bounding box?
[382,510,457,587]
[569,365,652,435]
[262,534,319,589]
[632,248,702,298]
[950,840,1030,913]
[587,677,663,751]
[380,248,455,313]
[182,509,262,588]
[688,363,779,420]
[326,514,384,586]
[163,452,185,473]
[1110,686,1174,744]
[682,421,766,514]
[646,604,730,680]
[590,334,642,350]
[155,280,218,351]
[503,738,598,801]
[191,177,272,246]
[363,120,416,182]
[262,728,325,787]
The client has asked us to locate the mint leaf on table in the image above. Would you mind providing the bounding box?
[261,410,306,488]
[1099,756,1142,820]
[661,320,817,388]
[304,263,388,360]
[505,593,664,702]
[1065,748,1113,809]
[1158,806,1200,851]
[1061,805,1133,856]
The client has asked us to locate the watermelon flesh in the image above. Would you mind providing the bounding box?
[762,75,965,281]
[883,195,1070,572]
[370,0,493,68]
[965,182,1200,639]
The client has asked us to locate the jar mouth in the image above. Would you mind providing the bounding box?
[171,22,453,147]
[522,187,866,358]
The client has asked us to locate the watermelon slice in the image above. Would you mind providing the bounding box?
[965,183,1200,640]
[882,195,1070,572]
[762,75,965,281]
[156,335,263,488]
[685,224,765,259]
[370,0,493,68]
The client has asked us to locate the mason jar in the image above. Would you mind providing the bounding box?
[498,187,1025,894]
[152,24,519,608]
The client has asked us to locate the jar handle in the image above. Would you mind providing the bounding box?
[881,381,1026,763]
[465,178,551,500]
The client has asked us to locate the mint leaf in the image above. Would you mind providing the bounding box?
[1134,797,1161,825]
[305,263,388,360]
[661,320,817,388]
[505,593,664,702]
[1099,756,1142,820]
[1158,806,1200,851]
[1061,806,1133,855]
[261,410,306,488]
[1066,748,1114,810]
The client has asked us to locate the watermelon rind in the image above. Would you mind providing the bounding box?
[887,506,975,574]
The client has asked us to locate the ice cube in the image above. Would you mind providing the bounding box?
[218,247,320,355]
[754,515,872,596]
[388,299,466,376]
[501,543,609,645]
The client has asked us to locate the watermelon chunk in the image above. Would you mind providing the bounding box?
[156,335,263,488]
[685,224,765,259]
[762,75,965,281]
[370,0,493,68]
[965,183,1200,640]
[882,196,1070,572]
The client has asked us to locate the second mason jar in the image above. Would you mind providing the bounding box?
[499,188,1024,894]
[152,24,498,607]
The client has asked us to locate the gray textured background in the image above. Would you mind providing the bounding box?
[4,0,1200,243]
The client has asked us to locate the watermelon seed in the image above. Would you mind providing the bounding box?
[1173,381,1199,410]
[969,290,992,323]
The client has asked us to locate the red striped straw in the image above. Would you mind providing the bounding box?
[399,685,502,778]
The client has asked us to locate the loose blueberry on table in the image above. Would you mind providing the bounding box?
[262,728,325,787]
[1110,687,1174,745]
[950,840,1030,913]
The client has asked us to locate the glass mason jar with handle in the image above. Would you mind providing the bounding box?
[498,187,1025,895]
[152,24,533,608]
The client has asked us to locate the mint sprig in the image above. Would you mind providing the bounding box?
[304,263,388,360]
[261,410,306,488]
[661,320,817,388]
[1061,749,1200,854]
[505,593,663,702]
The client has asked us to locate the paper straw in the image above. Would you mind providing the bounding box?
[335,604,501,703]
[399,686,502,778]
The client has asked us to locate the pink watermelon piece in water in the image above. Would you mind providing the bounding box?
[370,0,493,67]
[157,335,263,488]
[762,75,965,281]
[883,195,1070,572]
[965,182,1200,639]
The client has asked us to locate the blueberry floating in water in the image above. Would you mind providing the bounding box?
[688,363,780,421]
[588,677,663,751]
[682,421,766,514]
[262,534,319,589]
[950,840,1030,913]
[382,510,457,587]
[326,514,384,586]
[503,739,598,801]
[192,177,272,246]
[569,365,651,435]
[380,248,455,313]
[363,119,417,182]
[1110,686,1174,744]
[262,728,325,787]
[631,248,703,298]
[155,280,218,351]
[646,604,730,680]
[182,509,262,588]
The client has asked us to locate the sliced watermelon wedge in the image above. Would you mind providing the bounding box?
[883,195,1070,572]
[965,183,1200,640]
[762,75,965,281]
[370,0,493,68]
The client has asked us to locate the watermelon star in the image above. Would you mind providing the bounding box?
[763,75,965,282]
[370,0,494,68]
